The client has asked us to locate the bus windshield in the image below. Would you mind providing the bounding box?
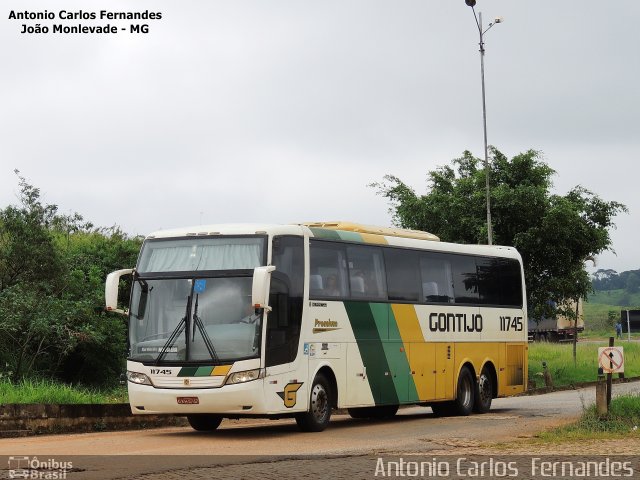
[137,236,265,273]
[129,276,261,364]
[129,235,267,364]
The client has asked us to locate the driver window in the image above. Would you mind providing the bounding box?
[265,236,303,367]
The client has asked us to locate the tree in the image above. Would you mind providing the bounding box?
[0,171,63,292]
[592,269,619,291]
[372,148,627,320]
[625,272,640,295]
[0,173,142,384]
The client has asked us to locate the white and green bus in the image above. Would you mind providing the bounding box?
[106,222,528,432]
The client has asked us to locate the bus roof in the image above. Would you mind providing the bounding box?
[145,224,305,239]
[302,221,439,242]
[143,222,521,261]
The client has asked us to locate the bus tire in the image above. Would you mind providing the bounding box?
[452,367,475,416]
[295,374,332,432]
[473,367,493,414]
[187,414,223,431]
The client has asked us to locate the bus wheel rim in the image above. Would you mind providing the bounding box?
[479,374,491,405]
[310,384,328,421]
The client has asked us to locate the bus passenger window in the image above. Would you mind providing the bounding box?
[477,257,500,305]
[384,249,420,302]
[346,245,387,300]
[419,255,454,303]
[451,255,479,304]
[309,240,348,299]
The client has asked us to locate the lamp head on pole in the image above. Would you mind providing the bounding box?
[465,0,477,6]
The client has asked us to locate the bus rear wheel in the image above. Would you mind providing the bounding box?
[452,367,475,416]
[187,414,223,431]
[295,374,332,432]
[473,367,493,413]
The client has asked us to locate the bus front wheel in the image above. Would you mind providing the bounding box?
[295,374,332,432]
[187,414,223,431]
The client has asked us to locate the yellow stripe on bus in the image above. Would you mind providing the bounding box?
[391,304,430,399]
[359,233,388,245]
[391,304,424,342]
[211,365,232,376]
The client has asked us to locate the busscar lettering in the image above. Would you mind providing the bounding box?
[428,312,483,333]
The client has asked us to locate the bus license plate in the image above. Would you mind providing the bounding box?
[177,397,199,405]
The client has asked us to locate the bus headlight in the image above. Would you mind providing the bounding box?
[127,371,153,386]
[226,369,264,385]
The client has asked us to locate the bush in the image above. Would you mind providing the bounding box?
[0,174,141,386]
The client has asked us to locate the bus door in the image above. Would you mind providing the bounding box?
[262,236,308,413]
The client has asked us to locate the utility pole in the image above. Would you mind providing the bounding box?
[464,0,502,245]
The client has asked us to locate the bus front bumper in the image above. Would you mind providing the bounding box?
[127,379,269,416]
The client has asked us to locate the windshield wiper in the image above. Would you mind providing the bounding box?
[191,294,219,363]
[155,295,190,365]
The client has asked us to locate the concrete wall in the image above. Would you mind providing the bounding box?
[0,404,186,437]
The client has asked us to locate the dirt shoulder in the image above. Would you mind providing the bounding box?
[424,437,640,456]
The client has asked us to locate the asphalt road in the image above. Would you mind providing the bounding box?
[1,381,639,479]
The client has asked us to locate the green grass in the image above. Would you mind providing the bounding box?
[583,290,639,337]
[528,341,640,388]
[583,302,619,332]
[538,394,640,441]
[588,289,640,307]
[0,379,128,404]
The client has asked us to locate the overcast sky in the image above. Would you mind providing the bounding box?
[2,0,638,272]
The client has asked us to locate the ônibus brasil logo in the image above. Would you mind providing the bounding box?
[8,456,72,479]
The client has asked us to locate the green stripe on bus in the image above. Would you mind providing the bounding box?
[309,228,366,243]
[178,367,198,377]
[308,228,341,240]
[336,230,364,242]
[344,301,399,405]
[388,306,420,402]
[195,366,214,376]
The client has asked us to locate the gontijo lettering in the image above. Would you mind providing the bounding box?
[429,312,483,333]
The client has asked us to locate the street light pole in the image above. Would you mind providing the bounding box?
[465,0,501,245]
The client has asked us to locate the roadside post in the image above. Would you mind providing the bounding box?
[598,338,625,411]
[626,309,631,342]
[607,337,613,407]
[595,375,607,417]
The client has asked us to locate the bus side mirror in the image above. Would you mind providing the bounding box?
[252,266,276,311]
[105,268,134,316]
